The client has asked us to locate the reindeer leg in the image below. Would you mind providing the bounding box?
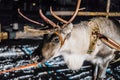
[93,62,108,80]
[93,63,99,80]
[98,63,108,80]
[98,54,115,80]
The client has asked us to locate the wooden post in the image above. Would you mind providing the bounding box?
[46,11,120,17]
[106,0,111,18]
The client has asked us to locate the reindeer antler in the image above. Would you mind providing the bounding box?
[39,0,81,29]
[67,0,81,23]
[39,9,60,29]
[18,8,44,26]
[18,0,81,32]
[50,0,81,28]
[50,6,68,24]
[18,8,56,37]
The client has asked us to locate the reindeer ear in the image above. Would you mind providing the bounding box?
[62,23,73,34]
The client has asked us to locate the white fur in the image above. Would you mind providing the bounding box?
[63,53,86,70]
[57,17,120,70]
[56,22,91,70]
[42,17,120,72]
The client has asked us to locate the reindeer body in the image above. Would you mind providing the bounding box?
[62,17,120,70]
[42,17,120,79]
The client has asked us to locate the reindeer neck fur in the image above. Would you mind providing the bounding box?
[57,21,91,70]
[60,21,91,54]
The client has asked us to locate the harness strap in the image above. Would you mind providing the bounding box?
[87,21,100,54]
[88,20,120,53]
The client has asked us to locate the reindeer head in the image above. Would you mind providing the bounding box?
[41,23,74,61]
[18,0,81,62]
[41,0,81,61]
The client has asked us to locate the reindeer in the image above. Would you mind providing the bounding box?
[18,0,120,79]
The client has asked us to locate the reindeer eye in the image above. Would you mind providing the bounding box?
[51,36,60,43]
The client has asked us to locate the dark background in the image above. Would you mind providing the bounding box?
[0,0,120,80]
[0,0,120,46]
[0,0,120,26]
